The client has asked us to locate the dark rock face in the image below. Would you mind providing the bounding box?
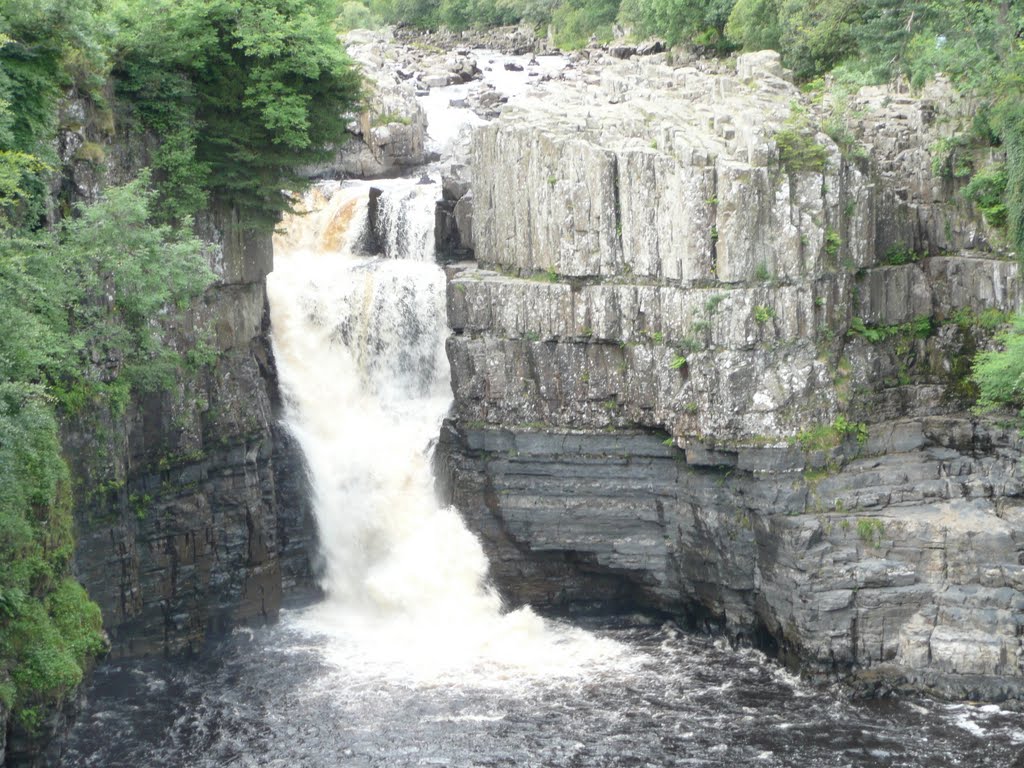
[437,419,1024,702]
[66,207,316,659]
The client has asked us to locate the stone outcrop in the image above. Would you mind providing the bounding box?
[52,101,317,662]
[64,204,314,660]
[438,50,1024,702]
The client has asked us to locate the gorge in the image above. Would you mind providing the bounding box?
[3,13,1024,767]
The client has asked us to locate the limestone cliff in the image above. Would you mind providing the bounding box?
[436,50,1024,702]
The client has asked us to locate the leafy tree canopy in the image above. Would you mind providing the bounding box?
[111,0,363,226]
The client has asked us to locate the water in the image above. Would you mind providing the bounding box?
[59,618,1024,767]
[263,175,617,680]
[60,51,1024,767]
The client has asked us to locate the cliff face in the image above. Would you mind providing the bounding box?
[55,107,316,662]
[436,51,1024,701]
[64,212,316,658]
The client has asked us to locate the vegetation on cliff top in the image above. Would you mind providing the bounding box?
[112,0,362,226]
[1,0,362,731]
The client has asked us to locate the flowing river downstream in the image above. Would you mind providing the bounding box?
[61,52,1024,768]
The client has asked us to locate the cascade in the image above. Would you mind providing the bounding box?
[268,176,620,681]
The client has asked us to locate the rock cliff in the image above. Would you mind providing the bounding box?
[436,50,1024,702]
[57,108,316,662]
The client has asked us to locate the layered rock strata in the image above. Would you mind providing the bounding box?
[437,50,1024,701]
[66,208,314,659]
[55,108,316,662]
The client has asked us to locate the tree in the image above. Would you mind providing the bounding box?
[776,0,861,81]
[725,0,781,52]
[113,0,363,228]
[618,0,737,47]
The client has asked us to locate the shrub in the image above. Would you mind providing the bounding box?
[963,164,1009,229]
[972,314,1024,418]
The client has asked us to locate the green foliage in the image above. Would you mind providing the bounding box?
[551,0,620,49]
[844,1,932,82]
[754,305,775,323]
[774,127,828,173]
[373,112,413,127]
[963,163,1009,230]
[670,354,687,369]
[337,0,383,30]
[0,150,49,232]
[619,0,737,48]
[776,0,860,81]
[774,105,828,174]
[848,315,932,344]
[0,387,106,729]
[2,578,105,730]
[833,413,868,444]
[972,314,1024,419]
[112,0,363,227]
[705,293,727,313]
[882,243,924,265]
[930,135,974,179]
[529,265,559,282]
[952,307,1006,331]
[793,422,840,451]
[0,0,103,230]
[725,0,781,52]
[824,228,841,256]
[793,415,867,451]
[856,517,885,547]
[1005,109,1024,257]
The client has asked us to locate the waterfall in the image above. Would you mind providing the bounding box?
[268,180,621,682]
[374,182,439,261]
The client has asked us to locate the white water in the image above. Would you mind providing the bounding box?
[267,98,624,682]
[374,181,439,260]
